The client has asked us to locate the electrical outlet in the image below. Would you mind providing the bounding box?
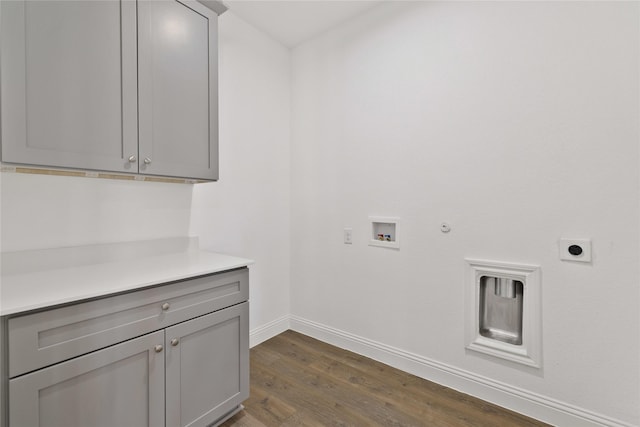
[559,238,592,263]
[344,228,353,244]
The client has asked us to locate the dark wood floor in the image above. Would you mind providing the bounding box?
[221,330,549,427]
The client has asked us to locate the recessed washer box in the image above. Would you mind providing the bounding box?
[368,217,400,249]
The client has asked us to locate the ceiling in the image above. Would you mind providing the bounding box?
[224,0,384,48]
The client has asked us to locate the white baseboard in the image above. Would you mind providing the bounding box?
[288,315,635,427]
[249,315,290,348]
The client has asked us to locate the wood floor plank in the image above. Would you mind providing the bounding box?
[244,383,298,425]
[261,334,445,426]
[270,332,538,427]
[276,331,544,427]
[221,330,550,427]
[251,360,375,425]
[222,411,267,427]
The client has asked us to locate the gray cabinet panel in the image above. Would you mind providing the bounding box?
[166,302,249,427]
[8,269,248,377]
[9,330,165,427]
[0,0,138,172]
[1,0,219,180]
[138,0,219,180]
[4,266,248,427]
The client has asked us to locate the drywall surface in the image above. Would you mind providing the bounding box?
[190,11,291,338]
[0,172,192,252]
[290,2,639,425]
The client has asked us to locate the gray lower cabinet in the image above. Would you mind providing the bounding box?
[3,269,249,427]
[0,0,219,181]
[166,303,249,427]
[9,330,166,427]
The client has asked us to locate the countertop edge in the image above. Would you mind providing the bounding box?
[1,250,254,317]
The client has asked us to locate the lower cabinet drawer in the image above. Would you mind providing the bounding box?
[8,268,248,378]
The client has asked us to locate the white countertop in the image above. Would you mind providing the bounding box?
[0,238,253,316]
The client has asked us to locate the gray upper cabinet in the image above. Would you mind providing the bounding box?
[138,0,219,180]
[0,0,219,181]
[0,0,138,173]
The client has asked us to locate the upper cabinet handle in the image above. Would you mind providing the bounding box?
[144,157,152,165]
[128,155,137,163]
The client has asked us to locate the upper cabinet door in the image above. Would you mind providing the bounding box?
[0,0,138,172]
[138,0,219,181]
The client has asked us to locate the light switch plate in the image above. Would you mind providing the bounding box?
[344,228,353,244]
[559,238,592,263]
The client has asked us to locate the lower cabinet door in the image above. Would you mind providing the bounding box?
[9,330,165,427]
[165,302,249,427]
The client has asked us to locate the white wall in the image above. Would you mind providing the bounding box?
[190,11,291,340]
[0,173,193,252]
[290,2,639,425]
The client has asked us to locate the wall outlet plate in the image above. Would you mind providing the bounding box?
[559,238,592,263]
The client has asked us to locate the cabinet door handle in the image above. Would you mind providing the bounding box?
[161,302,170,311]
[144,157,152,165]
[128,155,137,163]
[170,338,179,347]
[154,344,163,353]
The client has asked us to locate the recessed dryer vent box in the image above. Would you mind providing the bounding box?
[368,217,400,249]
[465,259,541,368]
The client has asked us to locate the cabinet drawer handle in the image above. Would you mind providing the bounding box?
[170,338,179,347]
[161,302,170,311]
[154,344,163,353]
